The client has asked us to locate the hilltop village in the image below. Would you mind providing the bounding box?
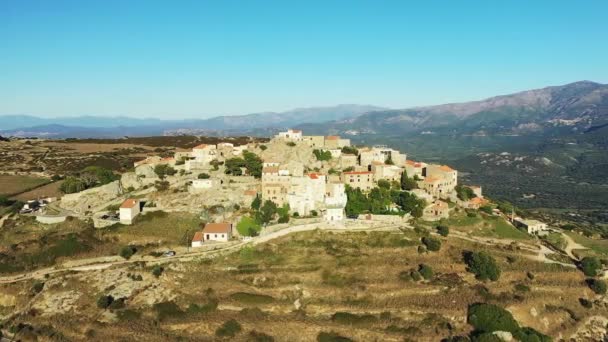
[40,128,547,244]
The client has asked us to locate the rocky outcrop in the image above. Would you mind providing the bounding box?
[59,181,123,214]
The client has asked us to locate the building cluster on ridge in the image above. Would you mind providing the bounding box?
[124,128,479,245]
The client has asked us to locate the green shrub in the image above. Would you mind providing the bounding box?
[422,236,441,251]
[580,256,602,277]
[587,279,607,294]
[215,319,242,338]
[579,298,592,308]
[419,264,434,280]
[197,173,210,179]
[464,251,501,281]
[286,142,296,147]
[514,283,530,293]
[331,312,378,325]
[152,265,164,278]
[154,164,176,179]
[410,270,422,282]
[259,145,267,151]
[313,149,332,161]
[512,327,552,342]
[437,225,449,237]
[31,281,45,294]
[317,331,354,342]
[153,301,184,321]
[311,210,318,217]
[229,292,274,304]
[119,246,136,260]
[97,295,114,309]
[248,330,275,342]
[467,303,519,334]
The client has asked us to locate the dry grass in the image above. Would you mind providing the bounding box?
[0,228,598,341]
[0,174,50,196]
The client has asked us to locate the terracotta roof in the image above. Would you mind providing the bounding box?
[192,231,203,242]
[120,199,138,209]
[161,157,175,162]
[469,197,486,205]
[424,177,440,183]
[308,173,324,179]
[326,135,339,140]
[244,190,257,196]
[193,144,210,150]
[439,165,455,172]
[290,129,302,133]
[372,161,385,165]
[202,222,232,234]
[343,171,372,175]
[262,166,279,173]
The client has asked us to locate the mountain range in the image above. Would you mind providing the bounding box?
[297,80,608,137]
[0,104,385,138]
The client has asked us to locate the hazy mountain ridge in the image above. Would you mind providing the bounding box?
[0,104,385,137]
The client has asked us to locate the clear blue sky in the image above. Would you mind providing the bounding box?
[1,0,607,118]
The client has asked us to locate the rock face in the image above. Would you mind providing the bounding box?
[59,181,123,214]
[135,164,158,179]
[121,172,156,190]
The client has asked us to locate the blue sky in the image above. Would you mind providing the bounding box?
[1,0,607,119]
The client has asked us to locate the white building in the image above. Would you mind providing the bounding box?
[191,179,213,190]
[191,231,203,248]
[192,144,217,164]
[513,218,548,234]
[119,198,141,224]
[201,222,232,242]
[324,182,347,222]
[276,129,303,141]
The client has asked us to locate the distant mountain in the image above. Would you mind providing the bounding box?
[298,81,608,137]
[0,104,385,138]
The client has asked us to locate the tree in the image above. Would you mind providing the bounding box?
[243,151,263,178]
[224,157,246,175]
[313,149,332,161]
[154,164,176,179]
[456,185,477,201]
[377,179,391,189]
[259,144,268,151]
[418,264,434,280]
[155,180,170,191]
[464,251,501,281]
[580,256,602,277]
[0,195,10,206]
[210,159,222,171]
[341,146,359,156]
[400,170,418,190]
[259,200,278,224]
[198,173,210,179]
[512,327,552,342]
[385,154,394,165]
[422,236,441,252]
[60,176,87,194]
[437,225,450,237]
[479,205,493,215]
[467,303,519,334]
[251,194,261,211]
[587,278,607,294]
[81,166,117,186]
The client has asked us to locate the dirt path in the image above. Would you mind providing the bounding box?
[560,231,587,260]
[0,218,575,284]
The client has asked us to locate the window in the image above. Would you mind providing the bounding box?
[214,234,217,238]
